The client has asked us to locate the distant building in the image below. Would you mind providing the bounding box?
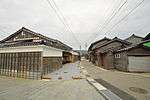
[0,27,78,79]
[88,34,150,72]
[93,37,131,69]
[88,37,111,64]
[114,40,150,72]
[125,34,143,45]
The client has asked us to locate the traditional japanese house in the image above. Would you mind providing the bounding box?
[88,37,111,65]
[93,37,131,69]
[113,34,150,72]
[114,40,150,72]
[0,27,73,79]
[70,51,80,63]
[62,51,79,64]
[89,33,150,72]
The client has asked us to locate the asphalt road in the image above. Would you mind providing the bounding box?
[81,59,150,100]
[0,62,105,100]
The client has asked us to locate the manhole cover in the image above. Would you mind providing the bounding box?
[129,87,148,94]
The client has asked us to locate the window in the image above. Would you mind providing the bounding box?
[115,54,120,58]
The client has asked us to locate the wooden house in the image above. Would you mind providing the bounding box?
[114,40,150,72]
[62,51,79,64]
[0,27,73,79]
[88,37,111,65]
[94,37,131,69]
[89,34,150,72]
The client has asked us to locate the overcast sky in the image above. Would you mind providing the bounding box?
[0,0,149,50]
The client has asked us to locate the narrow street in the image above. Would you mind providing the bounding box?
[81,59,150,100]
[48,61,83,80]
[0,62,105,100]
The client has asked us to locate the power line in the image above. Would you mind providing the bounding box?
[84,0,118,43]
[105,0,145,35]
[46,0,67,30]
[51,0,81,47]
[45,0,81,48]
[86,0,128,44]
[102,0,127,33]
[96,0,127,37]
[45,0,78,46]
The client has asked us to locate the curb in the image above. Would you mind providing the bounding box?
[80,66,122,100]
[86,77,122,100]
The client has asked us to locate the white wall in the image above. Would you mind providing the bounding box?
[0,45,43,53]
[42,46,63,57]
[0,45,63,57]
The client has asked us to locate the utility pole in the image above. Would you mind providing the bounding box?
[79,45,82,61]
[85,43,87,50]
[80,45,82,55]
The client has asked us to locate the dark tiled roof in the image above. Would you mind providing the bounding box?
[125,34,144,40]
[95,37,131,49]
[88,37,111,51]
[0,27,72,51]
[115,40,150,52]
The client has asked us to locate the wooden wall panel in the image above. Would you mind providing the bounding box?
[0,52,42,79]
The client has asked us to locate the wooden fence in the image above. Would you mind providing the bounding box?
[0,52,42,79]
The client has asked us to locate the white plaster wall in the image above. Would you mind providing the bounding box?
[0,45,63,57]
[42,46,63,57]
[0,45,43,53]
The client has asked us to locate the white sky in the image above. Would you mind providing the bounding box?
[0,0,150,49]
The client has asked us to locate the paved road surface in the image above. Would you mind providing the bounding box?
[0,62,105,100]
[81,59,150,100]
[49,61,83,80]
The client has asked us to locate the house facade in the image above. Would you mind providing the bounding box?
[93,37,131,69]
[88,34,150,72]
[88,37,111,65]
[0,27,77,79]
[62,51,79,64]
[114,41,150,72]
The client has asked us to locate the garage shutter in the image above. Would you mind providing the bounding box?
[128,56,150,72]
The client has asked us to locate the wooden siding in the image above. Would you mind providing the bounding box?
[128,47,150,55]
[114,47,150,72]
[96,42,126,69]
[0,52,42,79]
[114,52,128,71]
